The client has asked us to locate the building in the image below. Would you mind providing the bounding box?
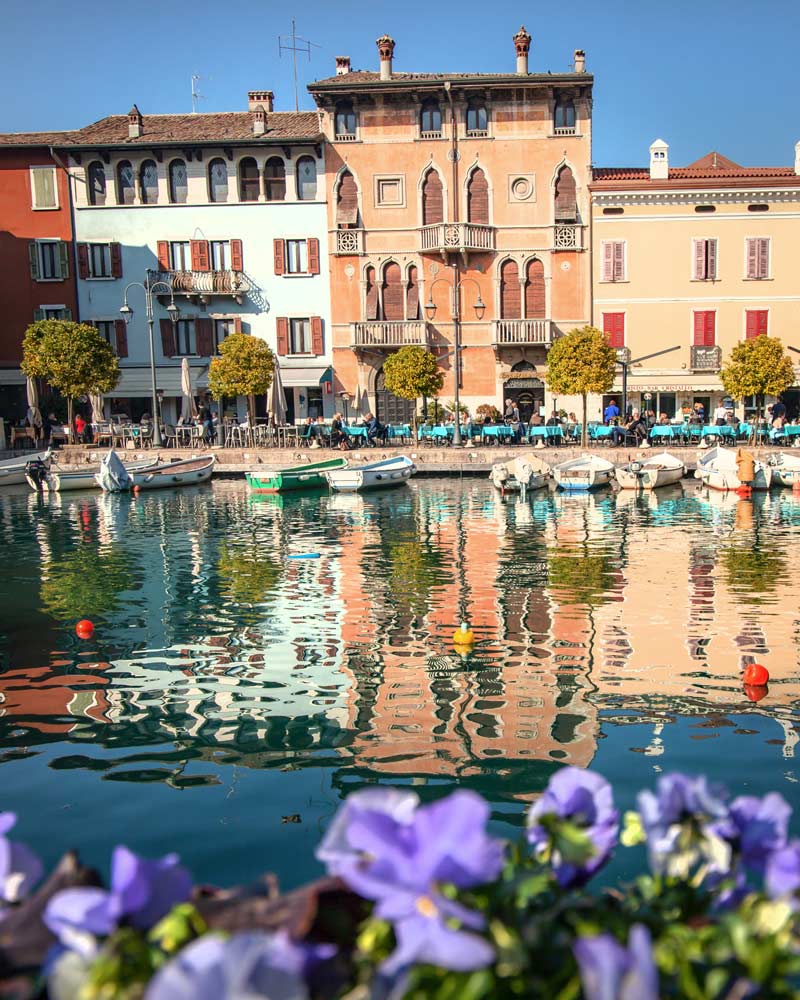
[590,141,800,422]
[308,29,593,424]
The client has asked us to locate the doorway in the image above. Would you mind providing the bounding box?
[375,368,415,425]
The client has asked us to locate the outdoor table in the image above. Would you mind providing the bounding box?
[701,424,736,442]
[783,425,800,441]
[429,425,454,442]
[481,424,515,444]
[10,427,37,448]
[343,425,369,442]
[588,425,614,442]
[649,425,683,443]
[387,424,411,442]
[528,426,564,444]
[278,426,299,448]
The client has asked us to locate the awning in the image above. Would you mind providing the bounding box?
[280,365,330,388]
[0,370,26,386]
[106,365,209,397]
[612,375,724,393]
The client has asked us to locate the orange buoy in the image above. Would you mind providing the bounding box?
[743,662,769,686]
[76,619,94,639]
[453,621,474,647]
[735,485,753,498]
[132,484,141,495]
[744,683,768,703]
[793,480,800,494]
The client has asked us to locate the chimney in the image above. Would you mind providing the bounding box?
[513,26,531,75]
[574,49,586,73]
[795,140,800,176]
[649,138,669,180]
[376,34,395,81]
[336,56,351,76]
[253,105,267,136]
[127,104,142,139]
[248,90,274,112]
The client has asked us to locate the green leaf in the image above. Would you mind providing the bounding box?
[208,333,275,400]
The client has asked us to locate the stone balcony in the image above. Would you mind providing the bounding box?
[419,222,495,257]
[153,270,251,303]
[352,321,432,349]
[690,345,722,371]
[552,225,583,251]
[334,230,365,255]
[492,319,554,347]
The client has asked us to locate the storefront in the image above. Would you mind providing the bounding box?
[610,376,725,421]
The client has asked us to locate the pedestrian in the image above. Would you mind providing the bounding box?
[74,412,87,443]
[603,398,620,425]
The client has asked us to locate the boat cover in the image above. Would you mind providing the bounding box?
[97,449,132,492]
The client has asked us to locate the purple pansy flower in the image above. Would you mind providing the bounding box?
[728,793,791,872]
[573,924,658,1000]
[45,845,191,955]
[766,840,800,904]
[145,930,334,1000]
[316,788,420,873]
[527,768,619,887]
[0,812,43,909]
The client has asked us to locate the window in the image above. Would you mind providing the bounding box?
[692,238,718,281]
[695,205,716,213]
[296,157,317,200]
[169,241,191,270]
[286,240,309,274]
[465,98,488,136]
[467,167,489,224]
[525,259,545,318]
[381,263,404,321]
[77,242,121,280]
[116,161,135,205]
[140,160,158,204]
[420,98,442,137]
[174,319,197,356]
[94,320,115,345]
[421,168,444,225]
[208,158,228,203]
[210,240,230,270]
[30,166,57,209]
[87,162,106,206]
[238,157,259,202]
[746,237,770,279]
[88,243,112,278]
[500,260,521,319]
[693,311,716,346]
[35,306,71,321]
[334,101,357,139]
[214,318,234,350]
[337,170,359,225]
[289,318,311,354]
[31,240,68,281]
[748,204,769,213]
[168,159,188,204]
[264,158,286,201]
[603,207,624,216]
[554,98,576,132]
[554,165,577,222]
[745,310,768,339]
[603,312,625,348]
[600,241,626,282]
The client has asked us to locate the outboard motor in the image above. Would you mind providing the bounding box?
[26,458,48,492]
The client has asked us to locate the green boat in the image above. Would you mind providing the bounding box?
[245,457,348,493]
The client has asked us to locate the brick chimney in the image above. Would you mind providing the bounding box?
[253,105,267,136]
[513,26,531,75]
[127,105,143,139]
[795,140,800,176]
[574,49,586,73]
[248,90,274,112]
[376,34,395,81]
[650,138,669,180]
[336,56,351,75]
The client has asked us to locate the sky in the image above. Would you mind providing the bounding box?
[2,0,799,168]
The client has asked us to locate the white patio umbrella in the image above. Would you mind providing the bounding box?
[180,357,197,423]
[354,380,369,418]
[268,358,287,426]
[89,394,105,424]
[26,377,43,435]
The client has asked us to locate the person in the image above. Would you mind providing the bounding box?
[713,402,728,426]
[529,411,543,427]
[692,401,705,425]
[330,413,352,450]
[771,400,787,422]
[725,409,738,427]
[603,398,620,425]
[545,410,561,427]
[646,409,656,428]
[364,412,385,446]
[74,413,87,443]
[503,399,515,423]
[658,412,670,425]
[197,401,214,445]
[611,409,646,446]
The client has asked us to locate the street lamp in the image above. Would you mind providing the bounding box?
[618,345,680,419]
[424,267,486,446]
[339,390,350,423]
[120,269,179,447]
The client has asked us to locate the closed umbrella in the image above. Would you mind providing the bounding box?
[180,357,197,423]
[90,394,105,424]
[354,380,369,417]
[26,377,43,439]
[268,359,287,426]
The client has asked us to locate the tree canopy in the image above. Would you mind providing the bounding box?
[22,320,120,399]
[545,326,617,446]
[208,334,275,421]
[720,336,795,404]
[382,346,444,405]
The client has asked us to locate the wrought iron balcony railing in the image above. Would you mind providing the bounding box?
[690,345,722,371]
[419,222,495,254]
[492,319,554,346]
[153,270,251,297]
[352,321,432,348]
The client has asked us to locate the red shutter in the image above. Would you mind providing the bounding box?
[273,239,285,275]
[467,168,489,225]
[196,317,214,356]
[308,238,320,275]
[310,316,323,355]
[276,317,289,355]
[160,318,176,357]
[230,239,243,272]
[365,267,379,320]
[190,239,210,272]
[422,170,443,225]
[694,311,715,346]
[110,242,122,278]
[233,316,242,334]
[601,241,614,282]
[77,243,89,279]
[705,311,716,345]
[157,240,170,270]
[603,312,625,348]
[114,319,128,358]
[406,265,420,320]
[757,310,768,336]
[613,241,625,281]
[746,310,768,339]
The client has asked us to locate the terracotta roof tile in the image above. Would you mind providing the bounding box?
[593,162,797,184]
[0,129,82,147]
[310,70,590,87]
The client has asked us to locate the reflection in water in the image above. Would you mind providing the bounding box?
[0,481,799,886]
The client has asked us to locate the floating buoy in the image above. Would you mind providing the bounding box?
[743,662,769,686]
[132,484,141,495]
[735,485,753,498]
[287,553,320,560]
[744,683,768,703]
[453,621,474,647]
[75,619,94,639]
[793,480,800,494]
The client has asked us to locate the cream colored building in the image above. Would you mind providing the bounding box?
[587,141,800,422]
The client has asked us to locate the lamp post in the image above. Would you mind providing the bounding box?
[120,269,179,448]
[618,345,680,419]
[339,390,350,423]
[424,265,486,446]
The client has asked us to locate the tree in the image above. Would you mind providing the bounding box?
[21,320,120,443]
[382,346,444,435]
[545,326,617,447]
[208,333,275,426]
[720,335,794,429]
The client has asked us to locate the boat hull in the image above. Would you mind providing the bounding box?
[325,456,415,493]
[0,450,52,487]
[554,468,613,492]
[128,457,215,490]
[615,465,684,491]
[246,459,347,493]
[699,468,772,491]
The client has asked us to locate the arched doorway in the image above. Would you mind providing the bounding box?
[503,361,544,423]
[375,368,415,425]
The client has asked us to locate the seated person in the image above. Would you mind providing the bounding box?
[611,410,647,446]
[529,412,543,427]
[364,412,385,445]
[329,413,351,450]
[545,410,561,427]
[658,412,670,425]
[725,410,739,426]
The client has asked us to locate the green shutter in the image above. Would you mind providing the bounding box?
[58,242,70,279]
[33,308,45,321]
[28,242,40,280]
[63,307,72,321]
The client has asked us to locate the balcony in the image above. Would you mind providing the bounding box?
[690,345,722,371]
[492,319,554,347]
[615,347,631,363]
[419,222,495,258]
[419,129,443,140]
[153,270,251,302]
[352,321,432,349]
[334,229,365,255]
[553,126,577,137]
[553,225,583,251]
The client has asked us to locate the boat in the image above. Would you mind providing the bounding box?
[767,452,800,488]
[245,457,348,493]
[615,451,685,490]
[489,452,550,494]
[323,455,416,493]
[0,449,52,487]
[96,451,215,492]
[553,454,614,492]
[694,446,772,491]
[27,458,154,492]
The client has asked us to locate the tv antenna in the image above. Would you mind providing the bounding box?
[191,74,207,114]
[278,18,319,112]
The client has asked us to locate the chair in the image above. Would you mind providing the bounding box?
[162,424,178,448]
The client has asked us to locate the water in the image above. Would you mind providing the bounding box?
[0,479,798,890]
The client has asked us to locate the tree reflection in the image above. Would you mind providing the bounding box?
[40,545,137,620]
[386,538,448,617]
[217,545,281,605]
[547,547,618,608]
[719,543,788,605]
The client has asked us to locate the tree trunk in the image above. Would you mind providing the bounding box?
[581,393,588,449]
[411,397,418,441]
[67,397,74,445]
[247,394,256,428]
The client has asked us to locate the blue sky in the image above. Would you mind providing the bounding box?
[3,0,799,167]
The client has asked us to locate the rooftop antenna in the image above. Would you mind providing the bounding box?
[191,74,206,114]
[278,18,320,112]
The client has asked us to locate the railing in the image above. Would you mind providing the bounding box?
[334,132,358,142]
[492,319,553,346]
[419,222,495,253]
[352,321,431,348]
[553,126,577,136]
[153,270,251,295]
[335,229,365,255]
[690,345,722,371]
[420,130,443,140]
[465,129,489,138]
[553,225,582,250]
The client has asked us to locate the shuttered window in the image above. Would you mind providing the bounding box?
[693,311,716,347]
[600,241,626,282]
[289,318,311,354]
[745,310,768,339]
[422,169,443,225]
[168,241,190,270]
[196,318,214,357]
[500,260,521,319]
[336,170,359,226]
[554,165,577,222]
[382,263,404,321]
[745,237,769,279]
[31,240,68,281]
[114,319,128,358]
[174,319,197,356]
[693,238,718,280]
[30,166,57,209]
[524,259,545,318]
[264,158,286,201]
[602,312,625,349]
[467,167,489,225]
[365,266,379,320]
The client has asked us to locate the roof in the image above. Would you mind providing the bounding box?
[0,129,81,147]
[309,70,591,90]
[592,152,798,188]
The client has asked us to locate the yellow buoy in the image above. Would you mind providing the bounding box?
[453,621,474,647]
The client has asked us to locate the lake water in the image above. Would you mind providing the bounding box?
[0,479,798,890]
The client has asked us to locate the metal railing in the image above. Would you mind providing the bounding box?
[492,319,553,345]
[335,230,365,255]
[153,270,251,295]
[690,345,722,370]
[352,321,431,348]
[465,129,489,138]
[419,222,495,253]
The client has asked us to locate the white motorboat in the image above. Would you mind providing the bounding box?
[694,446,772,491]
[96,451,214,492]
[0,449,52,487]
[615,451,685,490]
[324,455,416,493]
[489,453,551,494]
[767,452,800,488]
[27,459,154,492]
[553,454,614,492]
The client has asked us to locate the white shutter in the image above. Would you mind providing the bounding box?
[601,241,614,282]
[613,241,625,281]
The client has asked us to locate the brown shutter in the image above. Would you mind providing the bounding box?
[746,238,757,279]
[406,265,419,320]
[196,317,214,356]
[276,317,289,355]
[422,170,443,225]
[160,317,176,357]
[233,316,242,334]
[707,239,717,280]
[381,263,404,321]
[190,239,210,271]
[114,319,128,358]
[311,316,323,355]
[157,240,170,270]
[273,239,285,275]
[336,171,359,226]
[500,260,521,319]
[601,241,613,282]
[524,259,545,318]
[308,238,320,275]
[230,239,243,272]
[77,243,89,279]
[467,168,489,225]
[110,242,123,278]
[28,242,40,280]
[365,266,379,320]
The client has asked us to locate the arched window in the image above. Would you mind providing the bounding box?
[406,265,420,321]
[421,168,443,226]
[116,160,135,205]
[140,160,158,204]
[87,161,106,206]
[554,165,577,222]
[381,262,404,321]
[296,156,317,200]
[365,265,379,320]
[554,98,576,132]
[334,101,357,139]
[525,259,546,318]
[466,98,488,136]
[238,157,259,202]
[264,157,286,201]
[420,98,442,136]
[168,159,188,204]
[467,167,489,225]
[500,260,521,319]
[208,158,228,203]
[336,170,359,227]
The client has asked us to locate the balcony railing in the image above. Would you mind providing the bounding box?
[334,132,358,142]
[553,225,583,250]
[492,319,553,346]
[420,129,443,140]
[690,345,722,371]
[352,321,431,348]
[420,222,495,254]
[335,229,365,255]
[153,270,251,297]
[553,126,577,136]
